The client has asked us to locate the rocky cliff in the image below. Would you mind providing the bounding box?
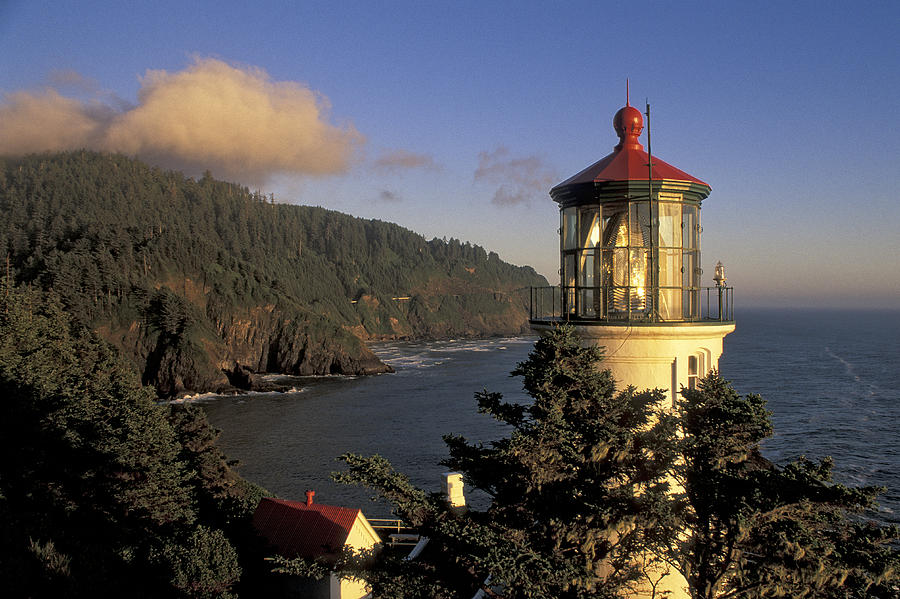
[101,298,393,398]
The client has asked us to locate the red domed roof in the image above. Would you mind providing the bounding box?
[551,103,709,194]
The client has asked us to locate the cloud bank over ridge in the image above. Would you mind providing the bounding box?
[0,58,363,186]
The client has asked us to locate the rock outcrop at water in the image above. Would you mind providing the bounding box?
[103,305,393,398]
[217,305,391,376]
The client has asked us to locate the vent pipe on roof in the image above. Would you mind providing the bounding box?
[305,490,315,506]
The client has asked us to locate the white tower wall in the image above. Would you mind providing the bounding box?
[531,322,735,402]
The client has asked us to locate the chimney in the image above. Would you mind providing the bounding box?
[305,490,315,506]
[442,472,467,515]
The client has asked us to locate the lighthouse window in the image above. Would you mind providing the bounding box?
[628,248,651,313]
[611,247,629,286]
[688,354,699,389]
[683,251,700,289]
[579,250,597,317]
[579,251,597,287]
[564,253,576,314]
[659,249,682,288]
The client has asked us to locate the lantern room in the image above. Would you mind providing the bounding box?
[530,96,735,402]
[532,100,732,324]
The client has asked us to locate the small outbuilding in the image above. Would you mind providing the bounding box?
[253,491,381,599]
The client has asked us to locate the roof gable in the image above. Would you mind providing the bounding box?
[252,497,363,559]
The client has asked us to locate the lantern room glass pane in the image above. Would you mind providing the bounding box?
[659,249,682,288]
[602,248,627,315]
[562,208,578,250]
[579,288,596,318]
[630,202,651,248]
[579,208,601,248]
[629,248,651,313]
[658,288,681,321]
[657,248,681,320]
[658,202,682,248]
[683,250,700,319]
[579,250,597,287]
[683,205,699,250]
[578,248,599,318]
[602,203,628,247]
[564,253,576,314]
[608,248,628,286]
[682,250,700,289]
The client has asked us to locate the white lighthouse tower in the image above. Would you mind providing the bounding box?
[530,98,734,405]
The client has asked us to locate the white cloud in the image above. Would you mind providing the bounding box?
[0,57,364,186]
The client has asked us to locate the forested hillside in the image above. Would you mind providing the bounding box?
[0,151,546,396]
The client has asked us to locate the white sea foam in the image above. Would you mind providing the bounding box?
[824,346,882,396]
[163,391,240,404]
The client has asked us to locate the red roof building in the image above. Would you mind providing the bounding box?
[253,492,381,599]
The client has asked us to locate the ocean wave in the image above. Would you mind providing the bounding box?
[163,391,230,404]
[162,386,310,405]
[373,337,536,371]
[824,346,883,396]
[381,357,448,370]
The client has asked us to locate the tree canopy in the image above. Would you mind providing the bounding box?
[0,151,546,396]
[327,326,679,598]
[321,327,899,599]
[674,371,900,599]
[0,284,266,597]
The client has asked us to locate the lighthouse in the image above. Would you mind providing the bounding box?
[530,98,734,405]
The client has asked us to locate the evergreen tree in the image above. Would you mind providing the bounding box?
[0,150,547,396]
[0,285,244,597]
[325,332,900,599]
[673,371,900,598]
[328,325,679,598]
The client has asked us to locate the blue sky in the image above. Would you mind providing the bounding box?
[2,0,898,308]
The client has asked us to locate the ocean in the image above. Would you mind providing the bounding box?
[199,309,900,523]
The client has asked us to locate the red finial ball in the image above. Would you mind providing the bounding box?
[613,105,644,139]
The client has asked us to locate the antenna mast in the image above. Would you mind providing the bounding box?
[645,100,658,320]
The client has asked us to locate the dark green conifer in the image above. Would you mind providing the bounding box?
[674,371,900,598]
[0,285,245,597]
[330,325,678,598]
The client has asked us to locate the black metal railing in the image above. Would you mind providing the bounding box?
[529,286,734,324]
